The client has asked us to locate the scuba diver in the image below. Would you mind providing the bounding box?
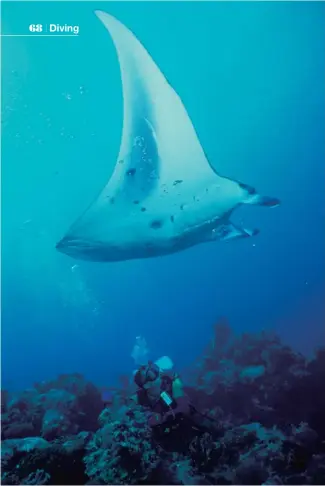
[133,360,220,444]
[134,360,191,426]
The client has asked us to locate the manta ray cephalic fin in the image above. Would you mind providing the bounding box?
[213,223,259,242]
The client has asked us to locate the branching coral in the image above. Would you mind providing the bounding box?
[84,405,160,484]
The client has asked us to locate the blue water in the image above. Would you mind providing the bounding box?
[2,1,325,391]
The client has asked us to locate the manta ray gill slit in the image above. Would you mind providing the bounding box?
[150,219,164,230]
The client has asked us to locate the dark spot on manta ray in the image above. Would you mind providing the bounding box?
[126,168,136,176]
[141,207,147,212]
[118,159,124,165]
[180,204,184,210]
[133,200,140,205]
[170,215,175,223]
[173,179,183,186]
[150,219,164,229]
[110,197,115,204]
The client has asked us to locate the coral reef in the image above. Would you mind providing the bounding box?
[1,321,325,485]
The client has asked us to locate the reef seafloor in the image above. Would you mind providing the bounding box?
[1,319,325,485]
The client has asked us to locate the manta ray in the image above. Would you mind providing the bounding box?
[56,11,280,262]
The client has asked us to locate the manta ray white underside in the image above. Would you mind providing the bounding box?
[56,11,280,262]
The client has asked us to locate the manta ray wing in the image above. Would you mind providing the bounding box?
[94,11,219,201]
[96,11,161,204]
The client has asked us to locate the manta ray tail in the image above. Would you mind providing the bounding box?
[239,183,281,208]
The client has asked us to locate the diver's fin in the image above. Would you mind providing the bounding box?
[155,355,174,371]
[214,222,259,241]
[239,182,280,208]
